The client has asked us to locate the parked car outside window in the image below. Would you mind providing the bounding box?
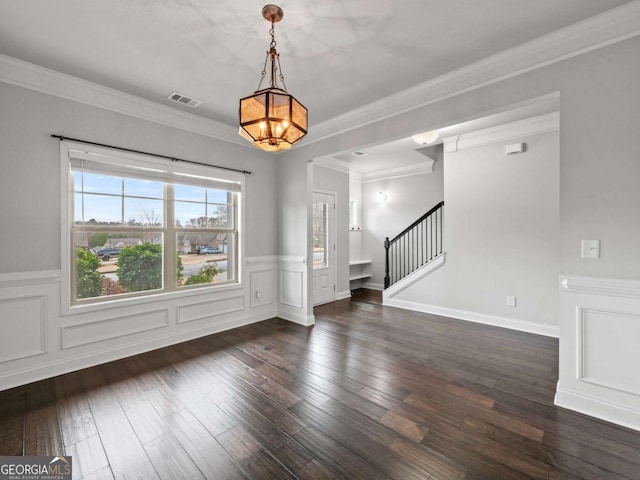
[96,247,121,261]
[198,246,221,255]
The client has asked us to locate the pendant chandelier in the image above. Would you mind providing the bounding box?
[239,5,308,152]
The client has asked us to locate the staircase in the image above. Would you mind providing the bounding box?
[384,201,444,289]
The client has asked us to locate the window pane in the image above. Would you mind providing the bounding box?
[207,189,229,203]
[124,198,163,226]
[206,203,232,228]
[313,202,328,269]
[75,193,122,225]
[176,234,228,287]
[175,184,205,202]
[124,178,163,198]
[175,201,206,227]
[174,187,234,228]
[74,234,163,300]
[75,172,122,195]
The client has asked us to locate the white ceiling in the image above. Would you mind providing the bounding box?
[0,1,632,170]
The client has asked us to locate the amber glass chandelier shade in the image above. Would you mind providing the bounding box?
[239,88,308,152]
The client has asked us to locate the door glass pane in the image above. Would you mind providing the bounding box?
[313,201,328,269]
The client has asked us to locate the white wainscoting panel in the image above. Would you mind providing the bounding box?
[277,257,314,326]
[62,309,169,349]
[177,295,245,324]
[250,269,275,308]
[280,269,304,308]
[556,275,640,432]
[0,260,280,392]
[0,296,46,362]
[579,308,640,396]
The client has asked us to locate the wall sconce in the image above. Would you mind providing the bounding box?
[377,192,388,202]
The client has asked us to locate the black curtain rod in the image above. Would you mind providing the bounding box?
[51,134,252,175]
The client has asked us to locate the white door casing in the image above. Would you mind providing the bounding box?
[312,191,336,305]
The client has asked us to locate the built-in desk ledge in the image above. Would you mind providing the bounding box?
[349,260,372,281]
[349,260,372,266]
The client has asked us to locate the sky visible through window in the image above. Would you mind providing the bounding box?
[74,172,230,226]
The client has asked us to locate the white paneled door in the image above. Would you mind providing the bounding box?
[313,192,336,306]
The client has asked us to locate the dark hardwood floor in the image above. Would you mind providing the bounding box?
[2,289,640,479]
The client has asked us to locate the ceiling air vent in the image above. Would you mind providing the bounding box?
[167,92,202,108]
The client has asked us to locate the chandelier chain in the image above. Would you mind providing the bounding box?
[256,53,269,91]
[276,54,288,92]
[255,18,289,92]
[269,22,277,50]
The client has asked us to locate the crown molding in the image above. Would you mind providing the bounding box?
[349,171,363,183]
[312,157,351,174]
[359,160,435,183]
[443,112,559,153]
[304,1,640,145]
[0,54,247,147]
[322,157,436,183]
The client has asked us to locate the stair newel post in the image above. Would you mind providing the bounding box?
[384,237,391,289]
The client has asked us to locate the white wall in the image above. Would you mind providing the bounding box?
[349,178,363,260]
[313,165,350,298]
[0,82,281,390]
[361,147,444,288]
[276,156,314,326]
[390,126,560,333]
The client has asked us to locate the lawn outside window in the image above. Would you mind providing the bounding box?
[61,142,242,308]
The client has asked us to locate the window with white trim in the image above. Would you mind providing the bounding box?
[64,144,242,305]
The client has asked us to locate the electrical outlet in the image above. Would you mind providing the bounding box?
[255,289,262,299]
[507,296,516,307]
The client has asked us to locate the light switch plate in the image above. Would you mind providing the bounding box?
[581,240,600,259]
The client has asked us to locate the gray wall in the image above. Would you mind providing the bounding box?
[0,82,277,274]
[290,35,640,283]
[361,149,444,287]
[397,130,560,325]
[276,156,309,258]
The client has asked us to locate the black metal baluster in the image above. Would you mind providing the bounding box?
[384,237,390,289]
[383,201,444,288]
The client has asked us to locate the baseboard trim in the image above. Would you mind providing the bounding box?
[278,311,315,327]
[0,310,276,392]
[336,290,351,301]
[384,298,559,338]
[363,282,384,291]
[384,254,445,298]
[555,384,640,433]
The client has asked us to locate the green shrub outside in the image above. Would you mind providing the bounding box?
[184,263,221,286]
[76,247,102,298]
